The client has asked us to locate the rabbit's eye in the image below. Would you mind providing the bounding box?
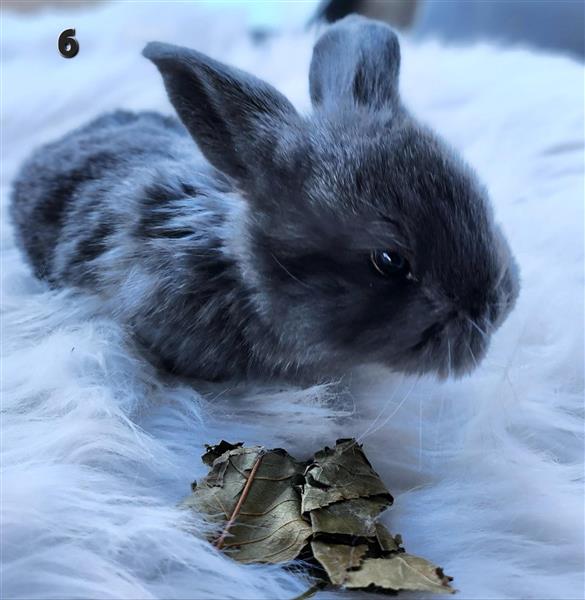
[370,250,413,279]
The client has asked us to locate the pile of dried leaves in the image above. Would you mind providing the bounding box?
[183,439,454,596]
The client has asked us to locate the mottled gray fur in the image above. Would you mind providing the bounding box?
[11,16,519,381]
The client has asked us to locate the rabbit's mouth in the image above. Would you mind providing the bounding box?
[440,317,491,378]
[400,316,492,379]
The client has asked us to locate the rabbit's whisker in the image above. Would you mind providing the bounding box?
[270,254,312,290]
[467,342,479,369]
[467,317,488,341]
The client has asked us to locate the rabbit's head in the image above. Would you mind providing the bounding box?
[144,16,519,378]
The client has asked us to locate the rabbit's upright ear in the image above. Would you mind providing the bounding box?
[309,15,401,110]
[143,42,299,183]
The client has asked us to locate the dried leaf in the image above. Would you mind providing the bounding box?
[311,541,368,586]
[312,541,453,594]
[374,522,402,552]
[310,497,389,538]
[182,446,261,524]
[344,553,455,594]
[185,446,312,563]
[185,439,455,595]
[300,439,393,513]
[202,440,242,466]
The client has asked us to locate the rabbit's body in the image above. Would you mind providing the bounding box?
[11,17,520,381]
[11,111,284,380]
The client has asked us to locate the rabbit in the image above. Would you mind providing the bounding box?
[10,15,519,382]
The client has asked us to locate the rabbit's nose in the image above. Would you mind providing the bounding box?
[456,284,491,322]
[453,305,491,339]
[453,303,486,323]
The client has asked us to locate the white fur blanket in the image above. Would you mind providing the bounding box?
[2,3,583,599]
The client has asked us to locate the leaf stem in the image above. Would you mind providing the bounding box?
[214,450,265,550]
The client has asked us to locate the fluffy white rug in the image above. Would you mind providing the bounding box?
[2,3,583,599]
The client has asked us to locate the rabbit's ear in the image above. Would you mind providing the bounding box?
[143,42,299,182]
[309,15,401,110]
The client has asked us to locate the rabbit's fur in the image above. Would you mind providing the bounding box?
[11,16,519,381]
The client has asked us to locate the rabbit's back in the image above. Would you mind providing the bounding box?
[10,110,260,379]
[11,110,192,282]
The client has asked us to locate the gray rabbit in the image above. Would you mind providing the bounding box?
[10,16,519,381]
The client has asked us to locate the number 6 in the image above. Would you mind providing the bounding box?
[58,28,79,59]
